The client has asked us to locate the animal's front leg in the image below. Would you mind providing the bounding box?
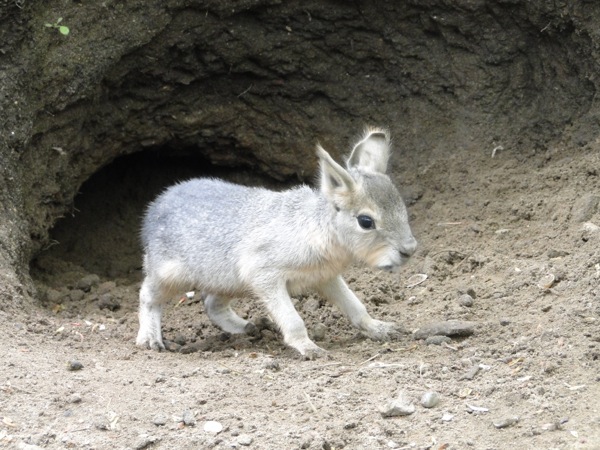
[258,281,326,359]
[318,276,406,341]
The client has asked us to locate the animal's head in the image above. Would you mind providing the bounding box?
[317,127,417,272]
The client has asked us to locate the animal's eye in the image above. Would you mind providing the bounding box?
[357,215,375,230]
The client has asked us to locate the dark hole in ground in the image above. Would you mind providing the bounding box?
[32,148,286,283]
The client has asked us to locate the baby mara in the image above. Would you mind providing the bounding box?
[136,127,417,358]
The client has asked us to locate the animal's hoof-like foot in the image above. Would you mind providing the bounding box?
[136,335,166,352]
[363,320,408,342]
[301,347,328,361]
[291,340,327,360]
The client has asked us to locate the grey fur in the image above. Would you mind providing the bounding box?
[136,127,417,358]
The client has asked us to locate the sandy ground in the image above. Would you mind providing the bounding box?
[2,138,599,449]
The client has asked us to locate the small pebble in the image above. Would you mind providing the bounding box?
[571,194,599,222]
[182,410,196,426]
[441,412,454,422]
[499,318,511,326]
[458,294,474,307]
[152,414,168,426]
[203,420,223,434]
[493,416,519,429]
[45,289,62,303]
[68,393,82,404]
[237,434,253,446]
[97,293,120,311]
[97,281,116,294]
[421,392,440,408]
[547,249,569,258]
[311,323,327,341]
[133,434,160,450]
[537,273,555,290]
[173,334,187,346]
[425,335,452,346]
[163,340,182,352]
[67,360,84,371]
[460,365,481,381]
[69,289,85,302]
[264,359,281,372]
[380,392,415,417]
[76,274,100,292]
[303,297,321,312]
[413,320,476,340]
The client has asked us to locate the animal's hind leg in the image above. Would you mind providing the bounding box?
[136,277,172,351]
[204,294,256,334]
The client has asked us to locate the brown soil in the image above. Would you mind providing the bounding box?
[1,1,600,449]
[3,136,599,449]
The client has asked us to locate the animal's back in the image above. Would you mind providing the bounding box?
[142,178,274,293]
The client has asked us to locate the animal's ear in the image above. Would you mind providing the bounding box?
[347,127,390,173]
[317,144,356,202]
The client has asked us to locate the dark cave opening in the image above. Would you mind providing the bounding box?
[32,147,286,282]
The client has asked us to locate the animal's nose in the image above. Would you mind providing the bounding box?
[399,236,417,258]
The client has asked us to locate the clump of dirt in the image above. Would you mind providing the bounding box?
[3,135,598,449]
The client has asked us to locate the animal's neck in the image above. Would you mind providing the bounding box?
[312,191,353,269]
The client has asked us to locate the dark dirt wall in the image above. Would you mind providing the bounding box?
[1,0,600,311]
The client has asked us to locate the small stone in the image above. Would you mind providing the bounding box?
[311,323,327,341]
[97,281,116,294]
[441,412,454,422]
[68,393,82,404]
[547,249,569,258]
[179,342,207,354]
[541,304,552,312]
[97,293,120,311]
[582,222,600,233]
[237,434,253,446]
[163,340,182,352]
[571,194,599,222]
[343,421,357,429]
[133,434,160,450]
[499,318,511,326]
[421,392,440,408]
[493,416,519,429]
[537,273,555,290]
[303,297,321,312]
[264,359,281,371]
[182,410,196,426]
[173,334,187,346]
[203,420,223,434]
[458,294,474,307]
[69,289,85,302]
[152,414,168,426]
[380,392,415,417]
[460,365,481,381]
[76,274,100,292]
[45,288,62,303]
[67,360,84,371]
[413,320,476,340]
[424,335,452,346]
